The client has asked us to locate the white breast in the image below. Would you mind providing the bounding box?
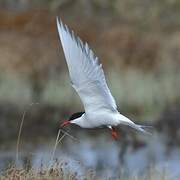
[83,110,120,128]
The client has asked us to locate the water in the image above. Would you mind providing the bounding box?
[0,133,180,178]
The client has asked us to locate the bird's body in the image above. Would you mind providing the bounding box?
[56,17,150,139]
[72,110,119,128]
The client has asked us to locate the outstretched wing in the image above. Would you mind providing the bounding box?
[56,17,117,113]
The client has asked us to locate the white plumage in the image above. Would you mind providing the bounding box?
[56,17,150,139]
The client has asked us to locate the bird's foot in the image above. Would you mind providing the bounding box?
[111,127,118,140]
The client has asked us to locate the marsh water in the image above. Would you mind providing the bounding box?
[0,132,180,178]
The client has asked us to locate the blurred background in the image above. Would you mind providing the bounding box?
[0,0,180,179]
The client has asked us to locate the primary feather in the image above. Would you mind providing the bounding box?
[56,17,117,113]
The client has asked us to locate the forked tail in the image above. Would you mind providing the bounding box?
[119,115,153,135]
[132,124,153,135]
[118,114,153,135]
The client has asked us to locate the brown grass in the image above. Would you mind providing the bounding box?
[0,165,173,180]
[0,166,79,180]
[16,103,39,162]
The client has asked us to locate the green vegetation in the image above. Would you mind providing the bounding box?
[0,62,179,121]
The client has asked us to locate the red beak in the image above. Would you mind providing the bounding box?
[60,120,71,128]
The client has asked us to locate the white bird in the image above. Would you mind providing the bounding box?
[56,17,150,140]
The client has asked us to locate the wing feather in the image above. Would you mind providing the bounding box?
[56,17,117,112]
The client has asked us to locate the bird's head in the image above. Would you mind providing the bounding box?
[60,111,85,128]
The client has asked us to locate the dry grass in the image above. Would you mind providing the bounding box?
[16,103,39,162]
[0,165,174,180]
[0,165,79,180]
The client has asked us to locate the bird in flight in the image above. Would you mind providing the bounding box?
[56,17,150,140]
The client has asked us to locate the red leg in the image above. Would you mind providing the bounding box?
[111,127,118,140]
